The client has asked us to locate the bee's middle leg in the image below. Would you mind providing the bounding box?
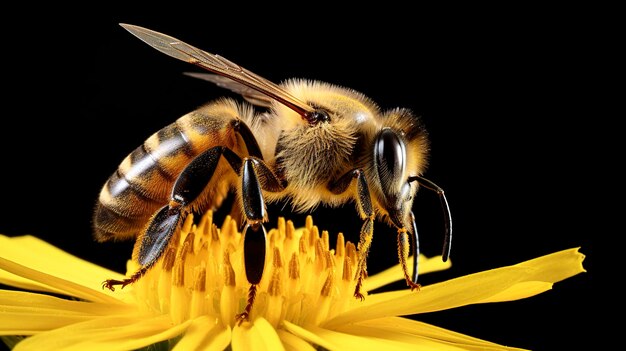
[329,169,374,300]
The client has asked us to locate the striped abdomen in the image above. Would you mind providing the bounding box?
[93,100,249,242]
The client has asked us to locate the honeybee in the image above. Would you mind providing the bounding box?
[96,24,452,322]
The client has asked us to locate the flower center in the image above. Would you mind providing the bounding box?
[131,211,360,328]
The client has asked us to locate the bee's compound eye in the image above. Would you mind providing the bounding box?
[375,128,406,185]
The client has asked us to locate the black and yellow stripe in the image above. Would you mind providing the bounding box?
[93,100,248,242]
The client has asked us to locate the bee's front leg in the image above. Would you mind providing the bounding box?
[329,169,374,301]
[397,213,421,291]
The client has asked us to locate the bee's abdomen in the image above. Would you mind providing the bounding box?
[93,110,232,242]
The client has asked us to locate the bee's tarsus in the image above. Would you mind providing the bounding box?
[397,227,423,290]
[406,281,422,291]
[102,279,127,291]
[102,268,145,291]
[409,211,420,284]
[236,284,258,325]
[235,312,249,325]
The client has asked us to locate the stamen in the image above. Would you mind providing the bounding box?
[335,255,355,316]
[312,273,333,325]
[220,249,237,326]
[286,253,302,322]
[309,225,319,248]
[223,249,236,287]
[346,242,358,266]
[325,250,335,274]
[321,271,334,297]
[315,240,326,274]
[272,247,283,269]
[266,269,283,327]
[170,258,189,324]
[342,256,353,282]
[193,265,206,292]
[321,230,330,251]
[198,209,213,235]
[181,214,194,235]
[299,233,308,256]
[285,219,295,240]
[172,255,185,288]
[158,247,177,313]
[161,246,177,272]
[190,265,207,319]
[334,233,346,281]
[277,217,286,236]
[283,220,297,262]
[180,233,195,286]
[288,253,300,282]
[211,222,220,241]
[336,233,345,257]
[131,211,361,329]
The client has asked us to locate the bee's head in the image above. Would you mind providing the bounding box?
[370,109,430,230]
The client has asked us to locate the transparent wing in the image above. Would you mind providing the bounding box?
[120,23,315,119]
[183,72,274,108]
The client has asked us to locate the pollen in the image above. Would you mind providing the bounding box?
[131,211,361,328]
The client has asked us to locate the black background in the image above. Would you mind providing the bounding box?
[0,6,600,351]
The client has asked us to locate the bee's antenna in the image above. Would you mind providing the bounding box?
[409,176,452,261]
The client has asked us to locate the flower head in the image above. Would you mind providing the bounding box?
[0,211,585,350]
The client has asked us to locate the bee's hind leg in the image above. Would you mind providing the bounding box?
[102,200,185,291]
[102,146,235,292]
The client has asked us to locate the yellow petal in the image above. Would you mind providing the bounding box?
[282,321,340,351]
[479,247,585,303]
[232,318,285,351]
[277,330,316,351]
[364,255,452,292]
[0,235,126,283]
[0,269,65,295]
[325,248,585,328]
[0,257,124,305]
[512,247,586,283]
[478,281,553,303]
[254,318,285,350]
[337,317,528,351]
[294,322,470,351]
[0,311,91,336]
[0,235,127,303]
[13,315,191,351]
[0,290,136,335]
[172,316,231,351]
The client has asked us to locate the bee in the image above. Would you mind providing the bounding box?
[96,24,452,322]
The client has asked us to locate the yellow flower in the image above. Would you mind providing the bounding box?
[0,212,585,351]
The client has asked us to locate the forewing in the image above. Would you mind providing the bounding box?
[120,24,313,117]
